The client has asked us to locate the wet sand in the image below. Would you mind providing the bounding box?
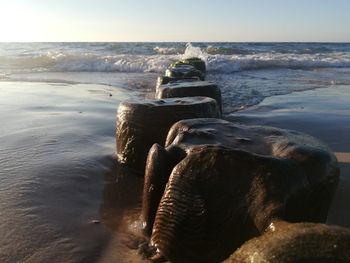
[1,81,349,263]
[229,85,350,228]
[0,81,146,263]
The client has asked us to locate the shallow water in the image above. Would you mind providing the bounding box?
[0,82,147,262]
[2,42,350,112]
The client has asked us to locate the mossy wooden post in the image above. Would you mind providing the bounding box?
[116,97,220,174]
[156,81,222,114]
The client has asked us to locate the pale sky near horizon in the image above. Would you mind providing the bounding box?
[0,0,349,42]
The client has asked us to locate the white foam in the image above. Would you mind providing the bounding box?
[182,43,208,61]
[206,52,350,73]
[1,44,350,74]
[153,46,179,55]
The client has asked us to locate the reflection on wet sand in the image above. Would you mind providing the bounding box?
[98,162,147,263]
[0,81,145,263]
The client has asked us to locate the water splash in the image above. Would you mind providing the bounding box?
[182,43,208,61]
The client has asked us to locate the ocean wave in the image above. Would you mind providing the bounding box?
[205,45,252,55]
[153,46,180,55]
[206,52,350,73]
[1,43,350,74]
[0,53,178,73]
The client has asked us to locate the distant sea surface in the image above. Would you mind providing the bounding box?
[1,42,350,111]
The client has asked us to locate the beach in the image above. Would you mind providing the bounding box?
[0,42,350,262]
[0,81,349,262]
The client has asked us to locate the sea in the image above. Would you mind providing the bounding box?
[1,42,350,112]
[1,42,350,263]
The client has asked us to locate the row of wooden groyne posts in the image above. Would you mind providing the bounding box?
[117,58,221,173]
[114,58,350,262]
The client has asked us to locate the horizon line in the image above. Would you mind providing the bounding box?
[1,41,350,44]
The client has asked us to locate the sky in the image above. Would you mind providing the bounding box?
[0,0,349,42]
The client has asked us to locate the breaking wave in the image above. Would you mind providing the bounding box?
[1,43,350,74]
